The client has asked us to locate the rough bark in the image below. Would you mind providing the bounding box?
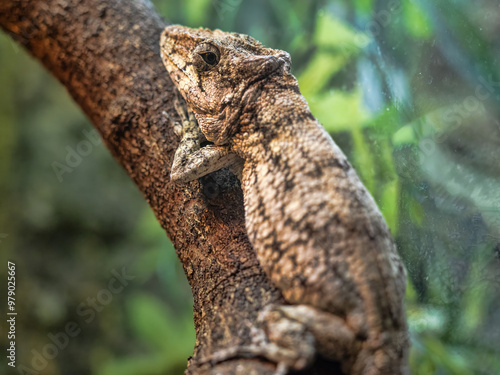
[0,0,342,374]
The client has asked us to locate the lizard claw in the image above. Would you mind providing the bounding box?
[162,110,183,137]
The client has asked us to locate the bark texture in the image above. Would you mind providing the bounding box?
[0,0,341,373]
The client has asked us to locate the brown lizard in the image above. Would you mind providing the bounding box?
[160,25,409,375]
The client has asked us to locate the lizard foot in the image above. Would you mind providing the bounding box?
[166,94,242,183]
[260,304,361,374]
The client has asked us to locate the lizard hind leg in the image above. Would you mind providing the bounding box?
[260,304,361,374]
[257,304,317,372]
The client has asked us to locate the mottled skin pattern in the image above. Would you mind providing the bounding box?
[161,25,409,374]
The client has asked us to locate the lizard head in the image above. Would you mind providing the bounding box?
[161,25,291,145]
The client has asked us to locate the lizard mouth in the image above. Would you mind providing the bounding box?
[160,29,200,89]
[160,48,209,114]
[161,48,197,86]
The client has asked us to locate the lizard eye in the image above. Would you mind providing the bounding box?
[199,52,219,66]
[194,43,220,69]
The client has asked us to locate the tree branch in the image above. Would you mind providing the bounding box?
[0,1,342,373]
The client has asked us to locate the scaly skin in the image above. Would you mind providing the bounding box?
[160,25,409,374]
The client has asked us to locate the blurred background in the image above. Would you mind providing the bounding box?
[1,0,499,374]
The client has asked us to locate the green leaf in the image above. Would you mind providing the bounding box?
[419,337,474,375]
[298,52,349,96]
[403,0,432,39]
[298,12,369,97]
[408,197,424,226]
[393,124,417,146]
[308,89,370,133]
[127,293,194,354]
[184,0,212,26]
[96,354,183,375]
[351,126,375,192]
[406,277,418,303]
[355,0,374,14]
[131,209,176,283]
[379,180,399,233]
[93,294,194,375]
[314,11,370,51]
[458,245,496,338]
[367,105,403,136]
[392,106,457,146]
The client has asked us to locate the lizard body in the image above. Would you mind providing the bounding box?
[160,25,409,374]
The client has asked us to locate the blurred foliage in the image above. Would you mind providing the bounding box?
[1,0,500,374]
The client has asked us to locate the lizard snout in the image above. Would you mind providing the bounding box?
[243,52,290,79]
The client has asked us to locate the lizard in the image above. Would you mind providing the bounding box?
[160,25,409,375]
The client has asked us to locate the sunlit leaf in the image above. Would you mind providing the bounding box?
[298,52,349,97]
[184,0,212,26]
[406,277,418,303]
[351,126,375,192]
[403,0,432,39]
[393,125,417,146]
[459,245,496,338]
[355,0,374,14]
[309,89,370,132]
[379,180,399,233]
[127,293,194,353]
[314,11,369,51]
[420,337,474,375]
[408,197,424,226]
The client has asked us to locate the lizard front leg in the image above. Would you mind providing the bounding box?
[167,96,241,183]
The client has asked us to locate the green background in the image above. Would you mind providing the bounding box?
[1,0,499,374]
